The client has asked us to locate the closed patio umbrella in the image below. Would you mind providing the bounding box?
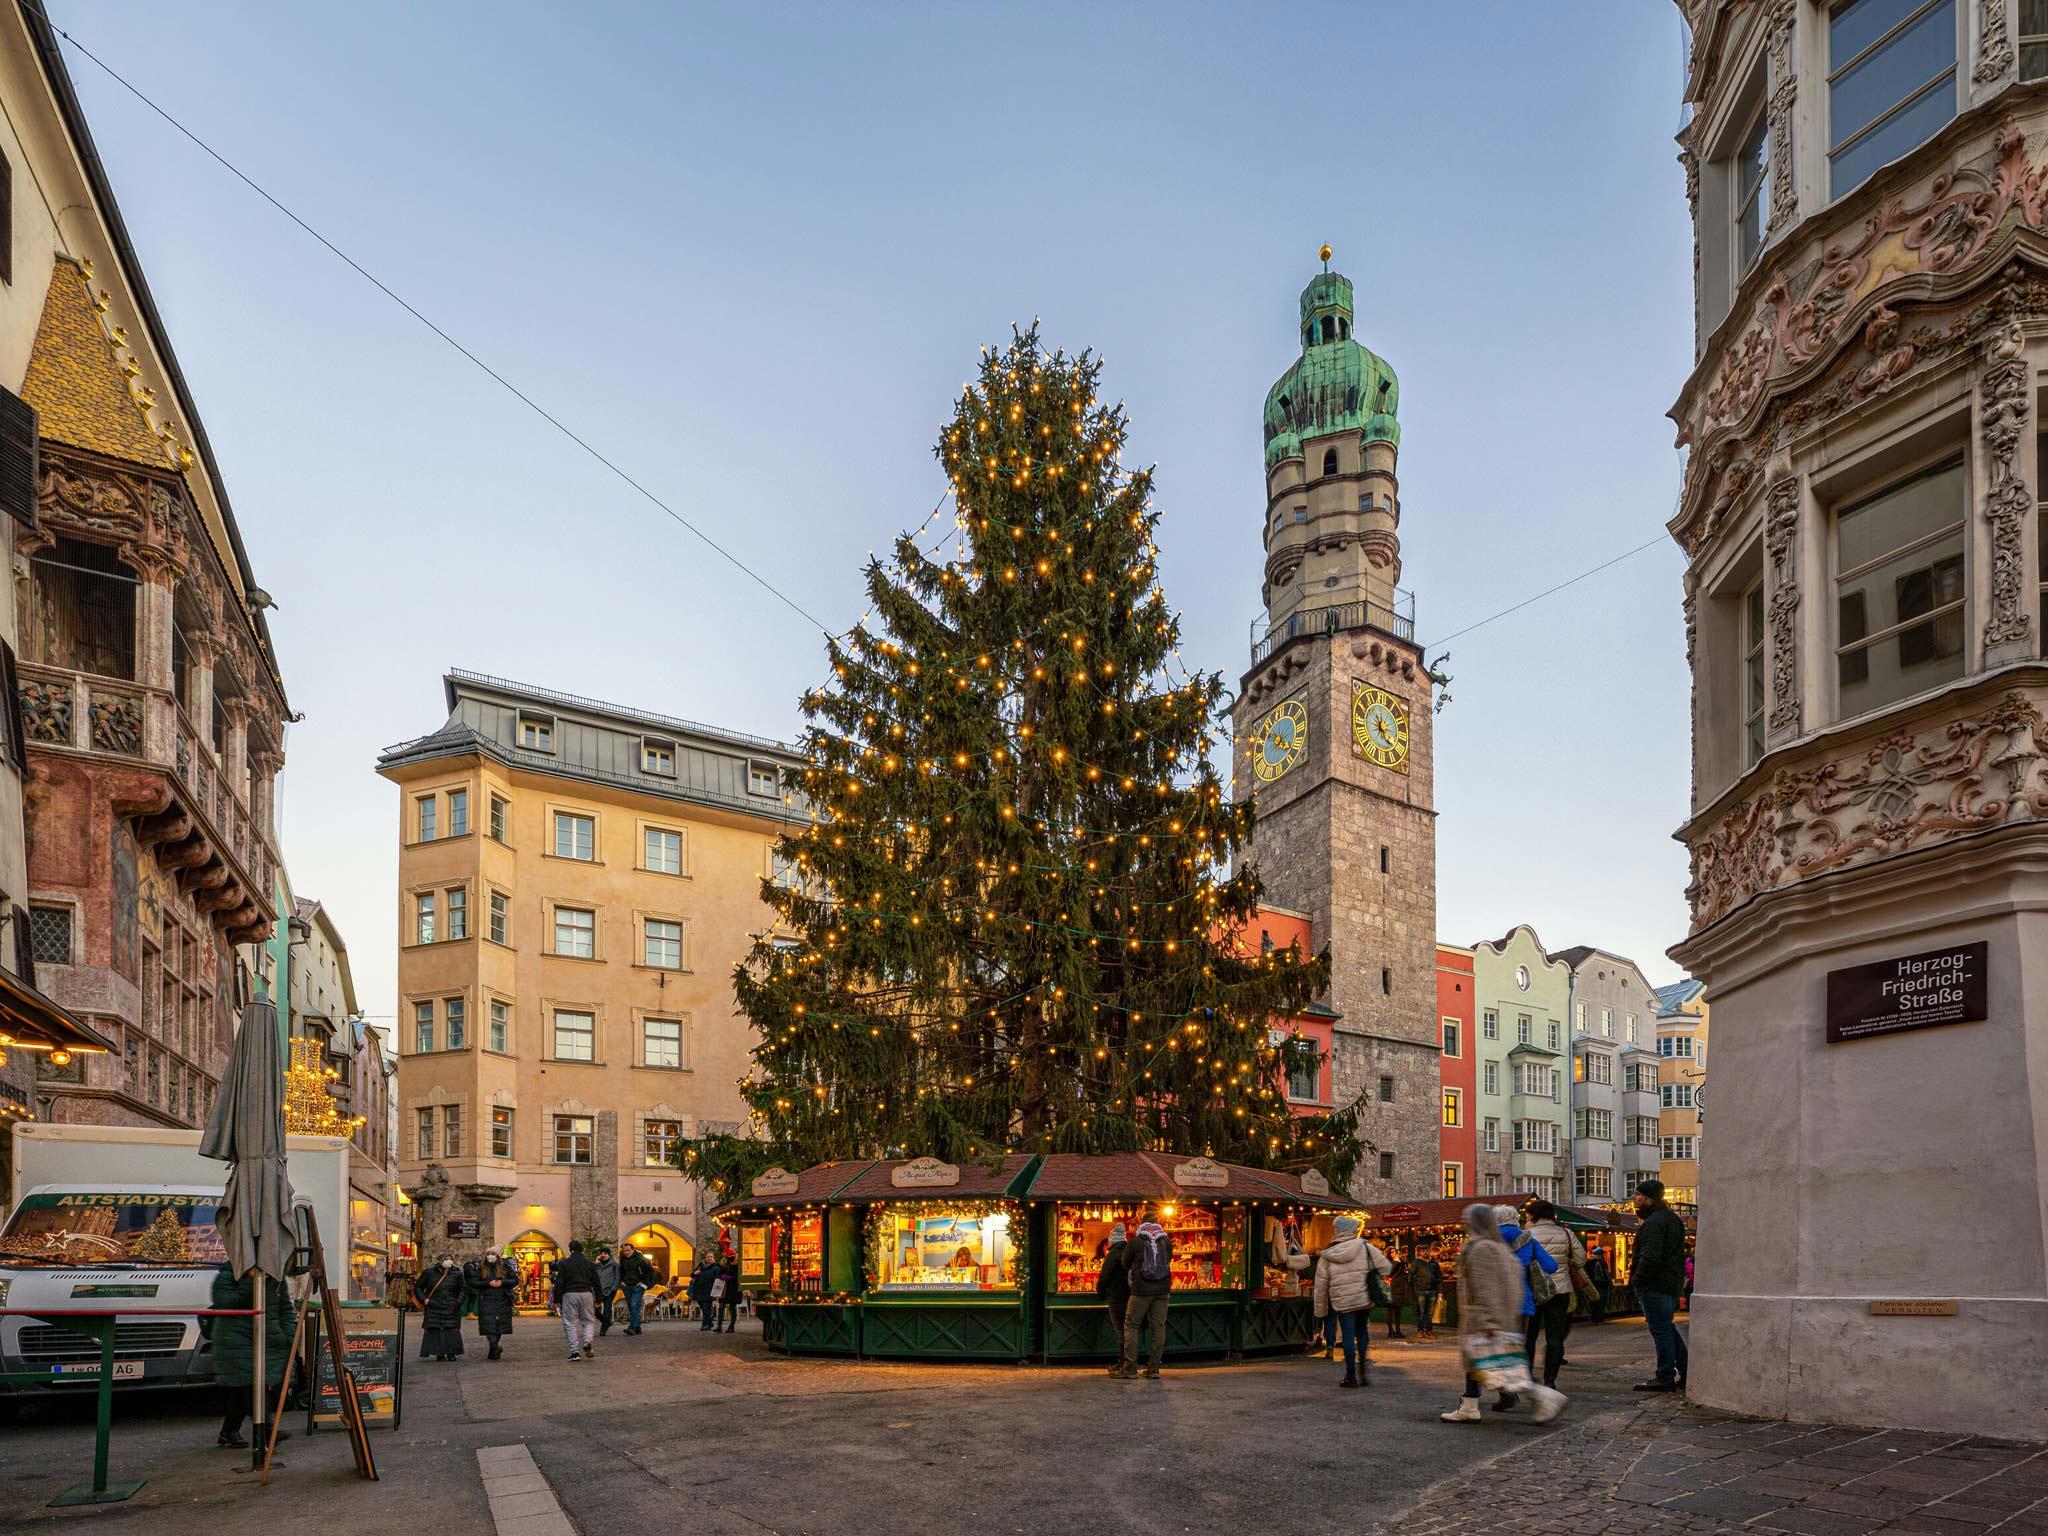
[199,995,296,1466]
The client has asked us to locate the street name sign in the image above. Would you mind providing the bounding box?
[1825,941,1987,1044]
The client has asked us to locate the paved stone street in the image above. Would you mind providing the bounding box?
[2,1315,2042,1536]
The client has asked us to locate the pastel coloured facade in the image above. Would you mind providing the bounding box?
[1652,978,1708,1208]
[1436,944,1476,1201]
[1468,926,1570,1202]
[1549,946,1662,1205]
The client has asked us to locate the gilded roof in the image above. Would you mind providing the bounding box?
[21,256,175,469]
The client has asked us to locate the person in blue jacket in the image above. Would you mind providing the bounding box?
[1488,1204,1559,1410]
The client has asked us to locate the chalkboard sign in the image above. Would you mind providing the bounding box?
[311,1305,403,1431]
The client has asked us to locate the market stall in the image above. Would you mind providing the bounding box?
[832,1154,1036,1360]
[711,1151,1360,1363]
[719,1160,877,1354]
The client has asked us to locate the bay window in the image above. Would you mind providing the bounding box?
[1835,457,1966,716]
[1828,0,1957,199]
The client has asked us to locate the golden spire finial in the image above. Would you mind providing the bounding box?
[1319,242,1333,270]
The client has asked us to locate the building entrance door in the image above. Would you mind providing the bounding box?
[623,1223,690,1284]
[506,1230,560,1312]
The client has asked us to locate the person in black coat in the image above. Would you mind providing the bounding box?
[716,1253,741,1332]
[689,1258,718,1330]
[466,1250,519,1360]
[1094,1221,1131,1372]
[414,1256,466,1361]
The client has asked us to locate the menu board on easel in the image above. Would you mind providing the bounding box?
[311,1305,403,1432]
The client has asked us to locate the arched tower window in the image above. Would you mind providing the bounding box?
[1320,315,1336,343]
[1339,318,1349,339]
[1321,448,1339,477]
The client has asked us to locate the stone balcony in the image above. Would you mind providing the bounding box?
[19,660,276,944]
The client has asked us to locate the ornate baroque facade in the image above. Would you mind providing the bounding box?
[1671,0,2048,1434]
[0,5,290,1137]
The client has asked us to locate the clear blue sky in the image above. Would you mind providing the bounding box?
[50,2,1695,1022]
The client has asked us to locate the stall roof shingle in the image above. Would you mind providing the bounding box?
[709,1159,879,1216]
[1024,1152,1352,1208]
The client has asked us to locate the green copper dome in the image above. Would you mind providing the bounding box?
[1262,268,1400,471]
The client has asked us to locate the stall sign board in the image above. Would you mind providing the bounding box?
[444,1219,481,1240]
[1299,1170,1330,1198]
[1377,1205,1423,1222]
[751,1168,800,1198]
[892,1157,960,1188]
[1870,1299,1958,1317]
[1172,1157,1229,1188]
[313,1305,402,1430]
[1826,942,1988,1044]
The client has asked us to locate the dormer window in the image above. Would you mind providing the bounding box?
[747,760,780,798]
[518,711,555,752]
[642,736,676,776]
[1321,448,1339,477]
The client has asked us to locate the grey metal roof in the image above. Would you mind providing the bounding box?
[379,670,811,825]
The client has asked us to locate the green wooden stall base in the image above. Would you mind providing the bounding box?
[861,1298,1025,1359]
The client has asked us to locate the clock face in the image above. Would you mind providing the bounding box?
[1250,697,1309,782]
[1351,680,1411,772]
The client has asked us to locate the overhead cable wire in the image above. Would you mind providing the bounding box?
[46,18,833,635]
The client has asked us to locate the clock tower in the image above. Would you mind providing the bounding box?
[1233,253,1441,1201]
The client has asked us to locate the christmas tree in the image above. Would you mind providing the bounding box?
[282,1036,365,1138]
[690,327,1361,1198]
[132,1207,188,1262]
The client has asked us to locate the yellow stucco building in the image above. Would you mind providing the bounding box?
[1652,978,1707,1209]
[378,671,804,1301]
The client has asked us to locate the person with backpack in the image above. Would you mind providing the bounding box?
[1095,1221,1131,1373]
[1114,1205,1174,1380]
[1311,1215,1394,1387]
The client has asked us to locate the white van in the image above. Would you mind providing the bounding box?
[0,1183,311,1393]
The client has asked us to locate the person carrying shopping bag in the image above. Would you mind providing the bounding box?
[1440,1205,1567,1425]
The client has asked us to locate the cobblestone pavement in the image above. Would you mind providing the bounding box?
[1374,1396,2048,1536]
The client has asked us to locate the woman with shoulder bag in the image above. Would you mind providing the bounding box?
[1518,1201,1584,1390]
[1312,1216,1393,1388]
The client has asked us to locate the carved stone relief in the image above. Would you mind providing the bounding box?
[1979,320,2036,652]
[1687,690,2048,930]
[1765,476,1801,739]
[1976,0,2016,85]
[1766,0,1798,235]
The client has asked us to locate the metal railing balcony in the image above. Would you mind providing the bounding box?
[1250,588,1416,666]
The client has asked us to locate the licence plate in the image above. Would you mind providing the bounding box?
[55,1360,144,1380]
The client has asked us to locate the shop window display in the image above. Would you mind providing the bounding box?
[786,1213,824,1293]
[1053,1203,1245,1293]
[870,1203,1018,1291]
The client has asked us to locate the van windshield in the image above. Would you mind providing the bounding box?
[0,1192,227,1267]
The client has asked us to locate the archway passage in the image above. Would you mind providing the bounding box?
[506,1230,560,1312]
[623,1222,692,1284]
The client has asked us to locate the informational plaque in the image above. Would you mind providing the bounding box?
[444,1218,481,1239]
[1826,942,1987,1044]
[1870,1299,1958,1317]
[1299,1170,1331,1197]
[891,1156,960,1188]
[1172,1156,1229,1188]
[312,1304,402,1430]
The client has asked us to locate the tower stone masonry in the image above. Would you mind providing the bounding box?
[1233,258,1440,1201]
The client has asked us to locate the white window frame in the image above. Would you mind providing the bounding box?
[519,712,556,752]
[644,825,684,876]
[1744,574,1767,766]
[641,1015,684,1070]
[552,1009,596,1063]
[747,760,781,798]
[643,918,684,970]
[642,737,676,776]
[552,1113,593,1165]
[490,1105,514,1160]
[488,998,510,1054]
[1482,1009,1499,1041]
[553,811,596,862]
[553,906,596,959]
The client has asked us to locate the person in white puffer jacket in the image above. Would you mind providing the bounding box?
[1312,1216,1394,1388]
[1518,1200,1585,1389]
